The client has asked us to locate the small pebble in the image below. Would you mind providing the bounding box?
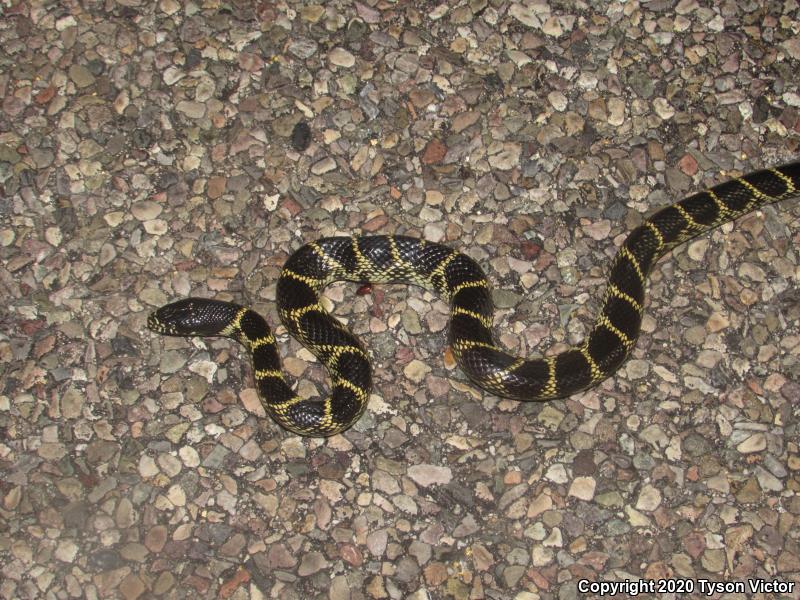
[291,121,312,151]
[311,157,336,174]
[407,465,452,487]
[329,47,356,68]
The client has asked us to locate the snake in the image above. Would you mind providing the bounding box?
[148,161,800,436]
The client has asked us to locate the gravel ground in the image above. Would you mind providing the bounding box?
[3,1,800,599]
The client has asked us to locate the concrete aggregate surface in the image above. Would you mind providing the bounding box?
[2,1,800,599]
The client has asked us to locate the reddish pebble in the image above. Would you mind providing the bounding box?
[219,568,250,599]
[34,85,56,105]
[21,319,46,335]
[362,214,388,232]
[395,346,415,363]
[280,197,303,216]
[682,531,706,559]
[422,139,447,164]
[339,543,364,566]
[520,240,541,260]
[526,568,552,590]
[678,153,698,176]
[443,346,457,368]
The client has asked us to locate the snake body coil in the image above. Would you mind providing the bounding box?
[149,162,800,436]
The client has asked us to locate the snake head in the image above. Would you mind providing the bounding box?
[147,298,243,337]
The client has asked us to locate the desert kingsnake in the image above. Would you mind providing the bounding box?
[148,161,800,436]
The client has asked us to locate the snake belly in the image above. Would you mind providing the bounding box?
[148,161,800,436]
